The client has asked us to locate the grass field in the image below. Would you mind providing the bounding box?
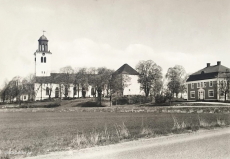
[0,111,230,159]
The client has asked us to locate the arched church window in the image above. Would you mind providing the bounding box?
[55,87,59,98]
[91,88,95,96]
[65,86,68,96]
[46,87,49,95]
[73,87,76,95]
[41,57,43,63]
[44,57,46,63]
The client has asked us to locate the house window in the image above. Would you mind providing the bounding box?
[41,57,43,63]
[24,96,26,100]
[46,87,49,95]
[190,91,195,98]
[44,57,46,63]
[201,82,203,88]
[191,83,194,89]
[209,81,213,87]
[197,83,200,88]
[208,90,214,97]
[204,82,206,87]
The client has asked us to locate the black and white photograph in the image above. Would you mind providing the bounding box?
[0,0,230,158]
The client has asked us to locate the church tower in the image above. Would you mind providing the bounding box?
[34,33,52,77]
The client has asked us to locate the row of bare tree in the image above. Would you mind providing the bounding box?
[0,74,35,103]
[136,60,188,99]
[58,66,129,105]
[0,66,128,104]
[0,60,189,104]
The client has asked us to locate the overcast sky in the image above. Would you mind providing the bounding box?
[0,0,230,86]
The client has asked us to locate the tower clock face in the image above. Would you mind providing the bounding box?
[42,53,45,56]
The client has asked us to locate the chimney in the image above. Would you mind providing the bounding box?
[207,63,210,67]
[217,61,221,65]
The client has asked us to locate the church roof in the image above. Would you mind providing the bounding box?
[113,64,139,75]
[186,62,230,82]
[35,73,75,84]
[38,35,48,41]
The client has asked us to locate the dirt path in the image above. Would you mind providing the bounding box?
[25,127,230,159]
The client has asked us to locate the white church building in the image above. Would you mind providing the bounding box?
[33,34,142,100]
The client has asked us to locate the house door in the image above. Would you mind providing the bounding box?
[198,89,205,100]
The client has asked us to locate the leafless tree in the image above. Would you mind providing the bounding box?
[74,67,89,98]
[59,66,74,98]
[136,60,163,97]
[110,73,131,96]
[0,79,9,103]
[23,74,36,101]
[88,67,113,106]
[218,70,230,101]
[166,65,186,98]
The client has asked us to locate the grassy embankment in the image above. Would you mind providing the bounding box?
[0,110,229,159]
[1,98,230,159]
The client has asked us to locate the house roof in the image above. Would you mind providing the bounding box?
[113,64,139,75]
[186,63,230,82]
[191,65,229,75]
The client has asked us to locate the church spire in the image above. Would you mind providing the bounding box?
[34,33,52,77]
[38,32,48,52]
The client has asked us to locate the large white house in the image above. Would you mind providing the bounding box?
[33,35,143,100]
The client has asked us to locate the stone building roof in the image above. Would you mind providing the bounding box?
[113,64,139,75]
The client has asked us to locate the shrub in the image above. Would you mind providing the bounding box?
[18,101,60,108]
[112,96,152,105]
[155,94,167,104]
[63,97,73,100]
[112,97,129,105]
[43,102,61,108]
